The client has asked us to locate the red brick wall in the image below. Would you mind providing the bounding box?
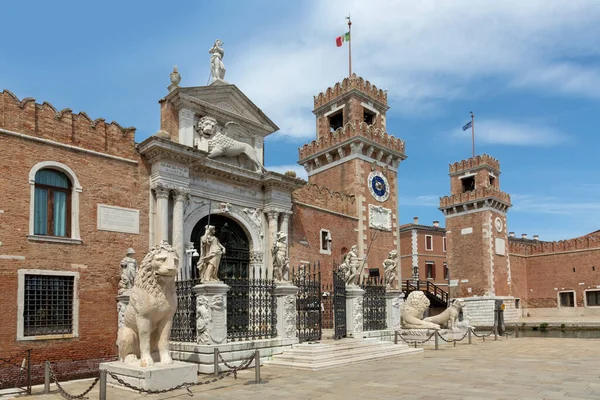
[0,95,149,369]
[159,99,179,141]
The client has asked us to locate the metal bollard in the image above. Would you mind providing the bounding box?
[44,361,50,394]
[214,348,219,377]
[254,350,260,384]
[468,328,472,344]
[99,369,107,400]
[434,331,439,350]
[394,331,398,345]
[494,327,498,341]
[516,325,519,338]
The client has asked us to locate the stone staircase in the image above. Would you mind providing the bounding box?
[266,337,423,371]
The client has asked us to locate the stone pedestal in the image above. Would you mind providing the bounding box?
[100,361,197,391]
[116,292,130,329]
[345,286,365,337]
[274,283,299,341]
[192,282,230,345]
[385,290,403,330]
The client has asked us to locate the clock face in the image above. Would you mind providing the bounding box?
[495,217,503,233]
[368,171,390,202]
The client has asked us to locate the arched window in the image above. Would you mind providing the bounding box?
[34,169,71,237]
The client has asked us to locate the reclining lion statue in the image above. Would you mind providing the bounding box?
[400,291,440,330]
[117,240,179,367]
[424,298,466,331]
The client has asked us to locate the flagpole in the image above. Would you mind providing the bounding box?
[347,15,352,78]
[470,111,475,158]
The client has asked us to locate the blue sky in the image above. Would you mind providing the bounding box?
[2,0,600,241]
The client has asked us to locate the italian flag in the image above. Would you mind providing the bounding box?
[336,32,350,47]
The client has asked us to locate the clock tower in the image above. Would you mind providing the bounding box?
[439,154,513,298]
[298,74,407,277]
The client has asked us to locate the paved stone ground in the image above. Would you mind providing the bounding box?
[17,337,600,400]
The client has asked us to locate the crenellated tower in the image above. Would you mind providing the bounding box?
[297,74,407,279]
[439,154,513,298]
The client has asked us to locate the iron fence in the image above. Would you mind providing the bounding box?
[171,278,201,342]
[362,277,387,331]
[223,266,277,341]
[293,262,322,342]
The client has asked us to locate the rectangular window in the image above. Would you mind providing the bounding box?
[515,299,520,309]
[586,290,600,307]
[24,274,74,336]
[443,262,448,280]
[425,235,433,251]
[443,237,447,252]
[559,291,575,308]
[426,262,435,279]
[319,229,331,254]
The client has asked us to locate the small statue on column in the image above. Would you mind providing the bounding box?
[118,248,137,295]
[339,245,361,287]
[272,232,290,282]
[198,225,226,282]
[209,39,226,82]
[383,250,398,289]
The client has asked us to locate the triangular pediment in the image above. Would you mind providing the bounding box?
[172,83,279,136]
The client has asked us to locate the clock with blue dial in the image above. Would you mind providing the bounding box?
[368,171,389,202]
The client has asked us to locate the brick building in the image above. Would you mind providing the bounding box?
[290,74,407,288]
[0,90,150,377]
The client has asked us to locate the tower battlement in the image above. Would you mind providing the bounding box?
[313,74,387,109]
[449,154,500,175]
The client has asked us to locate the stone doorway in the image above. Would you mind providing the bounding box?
[190,214,250,280]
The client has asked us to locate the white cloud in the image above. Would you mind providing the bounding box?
[227,0,600,139]
[511,193,600,215]
[266,164,308,180]
[399,194,440,207]
[452,120,568,146]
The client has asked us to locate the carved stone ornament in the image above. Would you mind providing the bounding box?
[118,248,137,295]
[369,204,392,231]
[272,231,290,283]
[283,295,298,339]
[338,245,361,287]
[198,225,226,283]
[353,297,364,333]
[209,39,226,82]
[117,240,179,367]
[391,297,402,328]
[196,294,226,344]
[423,299,466,331]
[382,250,398,290]
[243,207,262,228]
[249,250,264,263]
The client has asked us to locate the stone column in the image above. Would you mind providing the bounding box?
[249,251,264,279]
[281,212,291,256]
[155,187,170,245]
[172,189,188,271]
[274,283,299,343]
[116,292,130,329]
[178,108,196,147]
[346,286,365,337]
[266,210,279,279]
[192,282,230,345]
[385,290,403,330]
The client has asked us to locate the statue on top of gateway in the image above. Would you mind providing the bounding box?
[209,39,226,82]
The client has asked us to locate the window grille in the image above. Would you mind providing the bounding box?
[23,274,74,336]
[586,291,600,307]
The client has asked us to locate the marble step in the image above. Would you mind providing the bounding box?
[267,343,422,371]
[276,342,406,362]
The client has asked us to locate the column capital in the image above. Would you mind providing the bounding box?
[265,209,280,220]
[154,187,170,199]
[173,188,190,202]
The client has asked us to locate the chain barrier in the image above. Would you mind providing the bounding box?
[217,351,256,379]
[437,329,470,344]
[47,363,100,400]
[396,331,436,346]
[107,352,256,396]
[471,329,495,338]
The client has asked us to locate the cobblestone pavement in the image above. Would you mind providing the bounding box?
[21,337,600,400]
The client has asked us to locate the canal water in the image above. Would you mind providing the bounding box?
[517,329,600,339]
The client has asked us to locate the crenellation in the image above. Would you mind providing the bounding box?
[449,154,501,174]
[439,186,511,208]
[1,90,136,159]
[509,231,600,256]
[313,74,387,109]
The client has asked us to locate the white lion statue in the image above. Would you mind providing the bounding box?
[400,291,440,330]
[196,116,264,172]
[424,299,466,331]
[117,240,179,367]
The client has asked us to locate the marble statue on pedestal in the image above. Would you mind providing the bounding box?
[339,245,362,287]
[118,248,137,295]
[382,250,398,290]
[209,39,226,82]
[117,241,179,367]
[195,116,264,172]
[400,291,440,330]
[272,231,290,282]
[198,225,225,282]
[424,299,466,331]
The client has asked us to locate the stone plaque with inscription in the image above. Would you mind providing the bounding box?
[369,204,392,231]
[495,237,506,256]
[97,204,140,234]
[159,162,189,178]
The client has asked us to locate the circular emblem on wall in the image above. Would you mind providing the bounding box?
[495,217,503,233]
[368,171,390,202]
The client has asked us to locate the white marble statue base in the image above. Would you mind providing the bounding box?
[99,361,197,391]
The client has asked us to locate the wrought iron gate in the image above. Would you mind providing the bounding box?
[333,269,347,340]
[294,262,322,342]
[171,278,200,342]
[362,277,387,331]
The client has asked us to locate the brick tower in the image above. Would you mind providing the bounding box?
[297,74,407,278]
[439,155,513,298]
